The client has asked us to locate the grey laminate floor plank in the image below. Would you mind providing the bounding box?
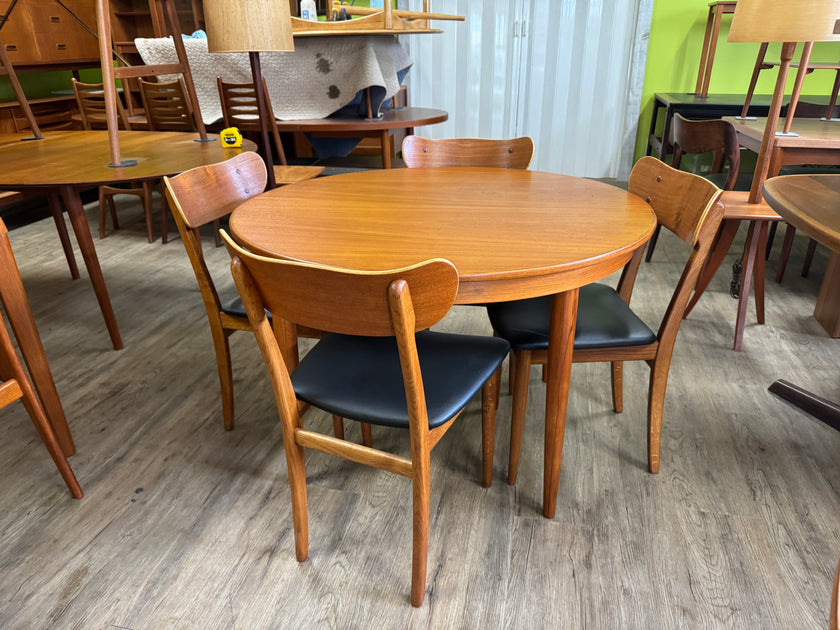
[0,199,838,628]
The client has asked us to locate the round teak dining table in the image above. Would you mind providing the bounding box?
[230,167,657,518]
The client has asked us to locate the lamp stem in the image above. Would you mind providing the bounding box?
[249,51,277,190]
[749,41,795,204]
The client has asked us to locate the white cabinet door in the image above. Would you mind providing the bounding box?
[402,1,652,179]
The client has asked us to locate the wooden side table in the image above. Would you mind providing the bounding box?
[695,1,738,97]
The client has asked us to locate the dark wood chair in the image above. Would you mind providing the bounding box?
[72,79,157,243]
[401,135,535,169]
[223,232,509,606]
[487,156,724,477]
[216,78,324,185]
[163,152,334,434]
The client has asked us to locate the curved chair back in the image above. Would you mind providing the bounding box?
[671,113,741,191]
[139,77,196,132]
[217,77,290,166]
[225,236,458,336]
[72,78,131,130]
[402,136,535,169]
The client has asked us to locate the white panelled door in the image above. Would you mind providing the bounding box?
[401,1,652,179]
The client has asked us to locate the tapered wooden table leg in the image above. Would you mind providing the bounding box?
[60,185,123,350]
[543,288,578,519]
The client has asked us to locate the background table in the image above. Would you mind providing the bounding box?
[0,130,255,350]
[763,174,840,430]
[230,167,656,517]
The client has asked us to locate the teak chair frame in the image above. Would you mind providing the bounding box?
[224,235,503,607]
[501,157,724,479]
[402,135,535,169]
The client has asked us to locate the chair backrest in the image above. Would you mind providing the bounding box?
[163,151,268,316]
[402,136,535,169]
[139,77,196,132]
[12,104,73,133]
[671,113,741,190]
[71,78,131,130]
[627,156,725,344]
[217,77,288,165]
[224,232,458,336]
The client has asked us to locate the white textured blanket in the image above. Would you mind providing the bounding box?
[134,35,412,124]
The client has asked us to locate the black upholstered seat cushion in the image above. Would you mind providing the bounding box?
[486,282,656,351]
[221,296,273,322]
[290,330,510,429]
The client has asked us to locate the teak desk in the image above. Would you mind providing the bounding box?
[0,130,255,350]
[230,167,656,518]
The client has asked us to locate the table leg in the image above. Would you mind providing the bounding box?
[0,224,76,456]
[659,106,674,161]
[814,251,840,337]
[695,6,715,95]
[646,99,663,157]
[543,288,578,519]
[734,220,763,351]
[59,185,123,350]
[700,5,725,97]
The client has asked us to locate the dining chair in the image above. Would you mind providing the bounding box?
[487,156,724,478]
[216,78,324,185]
[138,77,197,245]
[223,232,509,606]
[163,151,334,434]
[401,135,535,169]
[72,78,157,243]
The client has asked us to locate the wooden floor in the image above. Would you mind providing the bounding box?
[1,195,838,628]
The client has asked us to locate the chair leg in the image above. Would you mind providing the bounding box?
[410,449,430,607]
[802,238,818,277]
[98,187,109,239]
[734,220,762,351]
[213,218,222,247]
[332,415,344,440]
[684,219,740,318]
[480,367,501,488]
[507,352,515,395]
[47,194,79,280]
[644,224,663,262]
[611,361,623,413]
[210,326,235,430]
[646,359,671,475]
[776,224,797,283]
[360,422,372,447]
[765,221,778,260]
[285,435,309,563]
[508,349,533,485]
[753,221,768,325]
[141,182,155,243]
[160,182,171,244]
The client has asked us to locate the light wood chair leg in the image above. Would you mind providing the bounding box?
[754,221,768,325]
[286,436,309,563]
[646,359,670,475]
[611,360,623,413]
[480,367,500,488]
[802,238,818,277]
[410,450,430,607]
[644,224,662,262]
[47,193,79,280]
[142,181,155,243]
[508,349,532,485]
[211,326,235,431]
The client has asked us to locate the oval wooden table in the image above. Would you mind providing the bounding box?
[763,174,840,431]
[230,167,657,518]
[0,130,254,456]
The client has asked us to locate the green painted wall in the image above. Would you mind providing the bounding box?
[635,0,839,161]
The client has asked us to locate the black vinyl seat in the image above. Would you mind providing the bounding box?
[292,330,509,429]
[487,283,657,352]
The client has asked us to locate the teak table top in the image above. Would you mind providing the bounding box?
[231,167,657,518]
[724,116,840,152]
[231,167,656,305]
[763,175,840,252]
[0,130,254,188]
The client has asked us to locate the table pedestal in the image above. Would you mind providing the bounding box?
[814,252,840,337]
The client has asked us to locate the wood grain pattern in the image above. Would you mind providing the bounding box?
[0,194,837,626]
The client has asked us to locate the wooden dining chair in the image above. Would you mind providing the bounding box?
[401,135,535,169]
[164,151,333,434]
[0,309,82,499]
[223,232,509,606]
[216,78,324,185]
[72,78,157,243]
[138,77,198,244]
[487,156,724,478]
